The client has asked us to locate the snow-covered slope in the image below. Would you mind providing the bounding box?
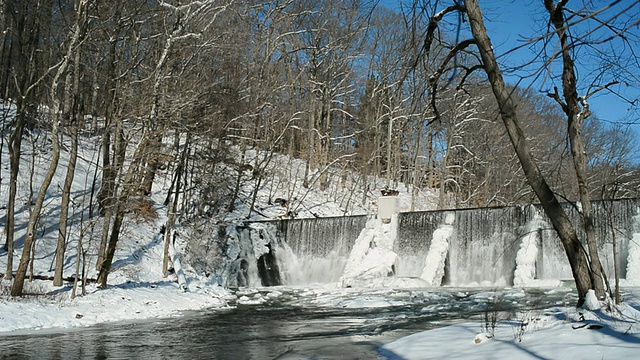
[0,102,439,332]
[1,104,639,360]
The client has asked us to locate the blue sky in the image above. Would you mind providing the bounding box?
[379,0,640,141]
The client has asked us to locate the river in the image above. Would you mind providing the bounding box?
[0,286,577,359]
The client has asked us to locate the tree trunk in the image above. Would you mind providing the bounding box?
[96,20,119,217]
[97,135,148,288]
[438,151,449,210]
[96,114,125,271]
[97,127,114,217]
[464,0,593,306]
[543,0,606,300]
[4,101,25,280]
[96,1,127,217]
[11,115,61,296]
[303,94,315,189]
[386,115,393,187]
[96,206,112,271]
[97,198,126,288]
[53,124,78,286]
[71,231,82,299]
[163,133,188,276]
[140,131,163,195]
[607,201,620,304]
[410,116,424,212]
[227,143,246,213]
[54,26,82,286]
[2,0,37,277]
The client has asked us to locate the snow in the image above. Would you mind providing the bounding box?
[0,280,231,333]
[340,214,400,288]
[0,104,639,360]
[583,289,601,311]
[381,301,640,360]
[249,222,276,259]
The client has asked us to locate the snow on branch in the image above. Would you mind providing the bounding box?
[420,4,466,61]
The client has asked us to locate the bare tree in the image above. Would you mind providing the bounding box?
[543,0,609,299]
[436,89,487,208]
[97,0,229,288]
[53,3,87,286]
[3,0,54,280]
[461,0,616,306]
[12,0,90,297]
[406,0,639,306]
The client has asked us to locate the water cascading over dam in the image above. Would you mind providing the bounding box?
[236,198,640,288]
[396,206,528,286]
[271,215,367,285]
[535,198,637,281]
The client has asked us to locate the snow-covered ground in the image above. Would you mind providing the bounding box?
[0,104,639,359]
[382,289,640,359]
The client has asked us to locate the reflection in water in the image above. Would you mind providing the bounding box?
[0,287,576,359]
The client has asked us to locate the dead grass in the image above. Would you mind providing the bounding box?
[128,197,158,223]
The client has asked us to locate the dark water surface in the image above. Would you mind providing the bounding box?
[0,287,576,359]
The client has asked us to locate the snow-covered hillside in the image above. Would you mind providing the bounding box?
[0,104,639,360]
[0,101,439,331]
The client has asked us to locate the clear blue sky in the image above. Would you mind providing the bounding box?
[378,0,640,143]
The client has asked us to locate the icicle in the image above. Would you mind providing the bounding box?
[513,215,543,287]
[249,223,273,259]
[168,233,188,292]
[340,214,398,287]
[420,212,455,286]
[623,207,640,286]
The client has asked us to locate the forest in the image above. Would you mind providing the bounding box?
[0,0,638,299]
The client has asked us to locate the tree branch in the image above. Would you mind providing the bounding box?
[416,3,466,68]
[584,80,619,100]
[547,86,569,114]
[428,39,477,123]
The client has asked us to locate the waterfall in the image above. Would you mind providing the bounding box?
[277,216,366,256]
[394,206,525,286]
[446,206,525,286]
[271,216,367,285]
[275,241,350,285]
[596,199,636,281]
[420,212,455,286]
[623,207,640,286]
[229,198,640,288]
[536,218,573,281]
[272,241,301,284]
[394,211,440,277]
[534,198,640,281]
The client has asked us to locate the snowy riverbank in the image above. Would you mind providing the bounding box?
[0,276,231,334]
[2,278,640,360]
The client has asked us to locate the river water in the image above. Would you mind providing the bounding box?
[0,286,577,359]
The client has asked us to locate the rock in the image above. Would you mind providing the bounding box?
[474,333,493,344]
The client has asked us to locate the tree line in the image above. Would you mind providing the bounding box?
[0,0,638,302]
